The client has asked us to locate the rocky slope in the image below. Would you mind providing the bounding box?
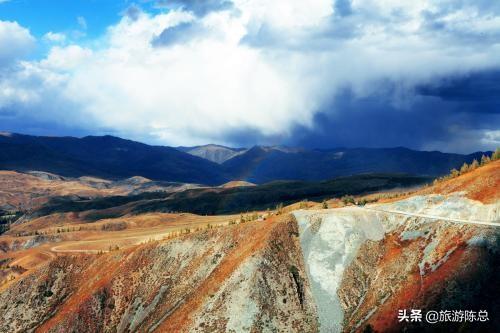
[0,215,319,333]
[294,161,500,332]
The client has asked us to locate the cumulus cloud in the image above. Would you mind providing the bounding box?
[0,21,35,67]
[41,45,92,70]
[1,1,499,150]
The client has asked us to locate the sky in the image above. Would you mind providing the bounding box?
[0,0,499,153]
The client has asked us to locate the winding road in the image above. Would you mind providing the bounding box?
[360,206,500,227]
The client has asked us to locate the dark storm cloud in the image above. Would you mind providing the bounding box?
[0,115,92,138]
[0,107,17,117]
[155,0,233,17]
[219,127,285,149]
[240,70,500,153]
[417,71,500,107]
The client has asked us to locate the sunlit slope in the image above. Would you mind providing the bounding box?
[0,215,318,333]
[294,160,499,332]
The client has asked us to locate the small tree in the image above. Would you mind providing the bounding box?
[481,154,491,165]
[450,168,460,178]
[322,200,328,209]
[469,159,479,170]
[492,148,500,161]
[276,203,283,215]
[459,162,469,174]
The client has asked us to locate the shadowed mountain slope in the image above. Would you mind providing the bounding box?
[222,146,487,183]
[0,133,228,185]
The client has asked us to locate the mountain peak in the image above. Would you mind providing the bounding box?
[182,144,248,164]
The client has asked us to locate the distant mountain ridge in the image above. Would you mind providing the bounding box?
[177,144,247,164]
[0,133,228,185]
[220,145,489,184]
[0,132,489,185]
[179,144,305,164]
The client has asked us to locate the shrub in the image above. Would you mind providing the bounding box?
[101,221,127,231]
[341,195,355,205]
[108,245,120,251]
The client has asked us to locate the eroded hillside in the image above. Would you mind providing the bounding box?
[0,215,319,333]
[294,160,500,332]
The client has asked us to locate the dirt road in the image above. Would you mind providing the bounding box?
[360,206,499,227]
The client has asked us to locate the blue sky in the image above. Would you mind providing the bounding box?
[0,0,169,55]
[0,0,499,153]
[0,0,125,38]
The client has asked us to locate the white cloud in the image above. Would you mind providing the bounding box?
[41,45,92,70]
[481,130,500,146]
[43,31,67,43]
[235,0,333,29]
[0,20,35,67]
[1,2,500,147]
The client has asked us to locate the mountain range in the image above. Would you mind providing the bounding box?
[0,132,488,185]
